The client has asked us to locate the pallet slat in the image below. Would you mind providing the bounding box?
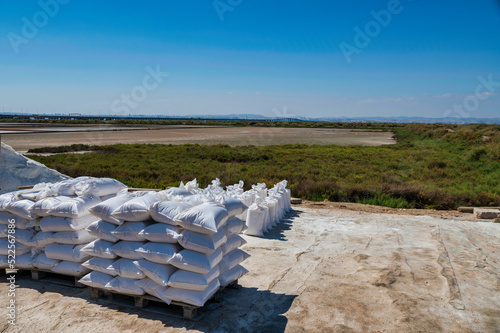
[89,279,238,320]
[30,269,85,288]
[90,287,199,319]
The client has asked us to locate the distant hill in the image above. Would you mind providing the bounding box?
[1,112,499,124]
[312,116,500,125]
[183,115,500,124]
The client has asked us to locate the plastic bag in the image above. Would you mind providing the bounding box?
[110,241,146,260]
[82,257,117,276]
[224,217,248,236]
[168,248,223,275]
[174,203,228,235]
[51,261,91,276]
[33,253,60,270]
[86,220,119,243]
[176,229,226,255]
[160,278,220,307]
[6,199,36,220]
[32,196,74,217]
[89,193,135,225]
[79,271,115,289]
[150,201,191,225]
[137,243,182,264]
[40,215,99,232]
[219,264,248,287]
[111,221,152,242]
[221,234,247,256]
[219,249,250,273]
[139,223,182,243]
[50,230,97,245]
[105,277,144,295]
[133,259,177,287]
[45,244,92,263]
[135,278,170,303]
[107,258,146,279]
[167,266,219,291]
[49,195,101,218]
[111,194,159,222]
[75,178,127,197]
[81,240,118,259]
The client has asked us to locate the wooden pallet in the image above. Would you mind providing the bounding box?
[2,268,30,277]
[0,268,10,277]
[90,279,239,320]
[458,206,500,213]
[90,288,199,319]
[127,188,163,192]
[30,269,85,288]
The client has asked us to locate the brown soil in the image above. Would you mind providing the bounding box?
[300,200,471,220]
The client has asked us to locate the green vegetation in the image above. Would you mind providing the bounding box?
[29,123,500,210]
[1,117,396,130]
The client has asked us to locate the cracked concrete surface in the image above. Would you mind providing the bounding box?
[1,206,499,332]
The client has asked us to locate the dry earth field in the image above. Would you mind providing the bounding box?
[0,125,395,151]
[1,203,499,333]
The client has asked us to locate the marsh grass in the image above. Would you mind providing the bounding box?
[29,123,500,210]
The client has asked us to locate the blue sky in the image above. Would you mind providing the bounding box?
[0,0,499,119]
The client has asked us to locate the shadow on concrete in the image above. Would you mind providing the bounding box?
[264,209,302,241]
[10,274,297,333]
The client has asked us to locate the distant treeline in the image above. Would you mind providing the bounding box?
[29,123,500,210]
[1,118,399,130]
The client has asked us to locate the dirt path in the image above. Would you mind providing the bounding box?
[1,205,498,332]
[1,126,396,151]
[299,200,471,219]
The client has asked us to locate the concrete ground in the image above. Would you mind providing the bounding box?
[1,204,499,333]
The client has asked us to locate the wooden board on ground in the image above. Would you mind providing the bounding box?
[474,208,500,219]
[30,269,85,288]
[458,206,500,213]
[90,288,200,320]
[17,185,35,190]
[127,188,163,192]
[2,269,29,277]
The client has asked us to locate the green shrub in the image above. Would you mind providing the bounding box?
[29,123,500,210]
[359,192,412,209]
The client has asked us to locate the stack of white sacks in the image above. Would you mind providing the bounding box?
[239,181,292,237]
[0,177,128,275]
[0,189,42,270]
[78,184,251,307]
[0,177,291,308]
[180,178,292,237]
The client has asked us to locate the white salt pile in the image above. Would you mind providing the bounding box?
[0,142,69,195]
